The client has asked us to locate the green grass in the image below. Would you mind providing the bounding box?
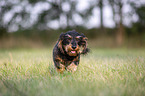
[0,48,145,96]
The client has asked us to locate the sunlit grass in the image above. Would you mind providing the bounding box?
[0,48,145,96]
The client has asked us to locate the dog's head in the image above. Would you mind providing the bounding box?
[58,30,89,56]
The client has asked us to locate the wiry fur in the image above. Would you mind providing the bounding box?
[53,30,89,73]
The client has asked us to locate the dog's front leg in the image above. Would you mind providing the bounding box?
[66,62,78,72]
[54,58,65,73]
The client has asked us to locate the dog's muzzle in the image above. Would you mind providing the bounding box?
[65,44,80,56]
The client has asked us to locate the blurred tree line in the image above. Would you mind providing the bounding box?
[0,0,145,47]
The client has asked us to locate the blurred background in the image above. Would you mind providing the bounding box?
[0,0,145,49]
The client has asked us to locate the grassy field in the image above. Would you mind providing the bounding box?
[0,48,145,96]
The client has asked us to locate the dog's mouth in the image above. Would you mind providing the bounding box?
[68,50,78,56]
[70,50,76,54]
[64,45,80,56]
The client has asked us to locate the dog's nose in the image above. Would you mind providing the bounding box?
[72,46,77,49]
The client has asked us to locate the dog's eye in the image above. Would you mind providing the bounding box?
[66,37,72,41]
[76,37,81,41]
[76,36,82,41]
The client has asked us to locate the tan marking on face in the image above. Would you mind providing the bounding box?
[66,34,72,39]
[64,43,80,56]
[76,36,82,40]
[83,37,88,40]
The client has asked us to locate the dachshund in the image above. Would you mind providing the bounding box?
[53,30,89,73]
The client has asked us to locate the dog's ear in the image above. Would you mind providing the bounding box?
[58,33,65,53]
[59,33,65,40]
[81,36,89,54]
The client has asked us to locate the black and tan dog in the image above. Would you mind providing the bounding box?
[53,30,89,73]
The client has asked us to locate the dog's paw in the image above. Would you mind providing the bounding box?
[66,63,78,72]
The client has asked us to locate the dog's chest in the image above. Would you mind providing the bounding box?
[60,55,79,66]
